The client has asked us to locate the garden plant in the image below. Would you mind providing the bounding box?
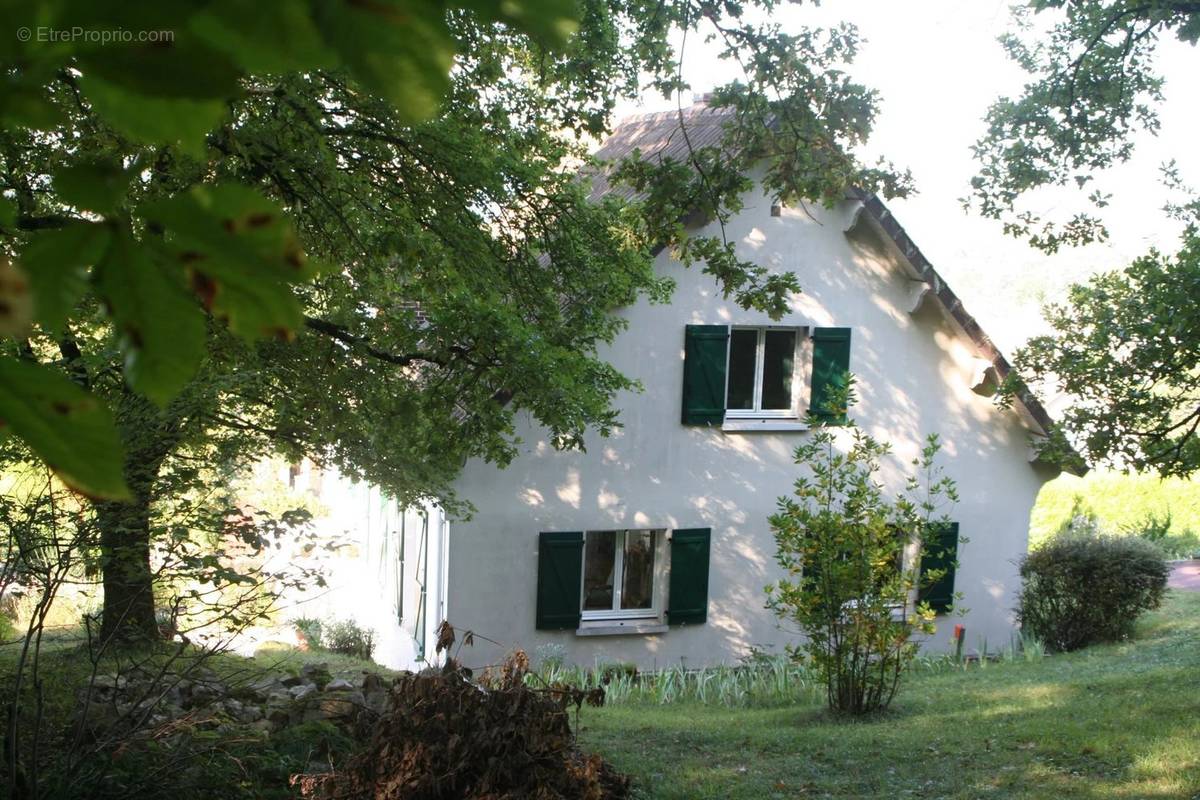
[766,380,960,715]
[1017,526,1170,651]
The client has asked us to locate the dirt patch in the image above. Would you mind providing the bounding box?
[1168,560,1200,591]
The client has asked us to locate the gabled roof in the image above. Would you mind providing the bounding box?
[843,189,1060,442]
[588,104,735,201]
[590,104,1084,475]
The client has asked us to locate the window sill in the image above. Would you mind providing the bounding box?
[575,621,668,637]
[722,418,810,433]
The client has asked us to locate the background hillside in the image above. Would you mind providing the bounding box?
[1031,470,1200,553]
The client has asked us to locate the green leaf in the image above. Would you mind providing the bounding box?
[95,232,205,405]
[0,256,32,337]
[80,77,225,157]
[140,185,320,341]
[0,195,15,228]
[52,157,132,215]
[312,0,454,122]
[74,38,243,100]
[191,0,335,73]
[0,356,130,500]
[0,34,67,130]
[463,0,580,48]
[20,222,112,333]
[0,83,65,130]
[1177,14,1200,44]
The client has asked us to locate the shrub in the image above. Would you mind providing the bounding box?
[291,617,375,660]
[1132,510,1173,544]
[293,616,323,649]
[766,379,959,715]
[320,619,376,660]
[1017,531,1169,651]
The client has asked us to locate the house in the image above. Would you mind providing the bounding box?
[435,102,1077,670]
[270,104,1074,672]
[224,458,451,670]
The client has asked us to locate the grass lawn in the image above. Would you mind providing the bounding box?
[580,591,1200,799]
[241,640,400,681]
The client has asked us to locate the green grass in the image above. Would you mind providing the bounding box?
[242,640,400,681]
[580,592,1200,800]
[1031,469,1200,548]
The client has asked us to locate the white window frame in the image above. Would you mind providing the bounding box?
[724,326,804,419]
[579,529,664,621]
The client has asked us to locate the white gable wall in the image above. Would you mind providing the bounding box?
[446,185,1054,670]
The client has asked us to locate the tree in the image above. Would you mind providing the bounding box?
[1005,241,1200,477]
[766,381,958,715]
[0,1,910,642]
[969,0,1200,476]
[0,0,583,501]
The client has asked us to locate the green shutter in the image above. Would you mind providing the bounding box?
[535,531,583,630]
[810,327,851,424]
[667,527,711,625]
[918,522,959,614]
[682,325,728,425]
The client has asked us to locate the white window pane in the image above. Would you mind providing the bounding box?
[620,530,656,610]
[761,330,796,410]
[583,531,616,611]
[726,329,758,410]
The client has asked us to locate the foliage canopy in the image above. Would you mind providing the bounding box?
[0,1,909,639]
[974,1,1200,477]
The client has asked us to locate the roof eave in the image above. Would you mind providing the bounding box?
[845,188,1087,477]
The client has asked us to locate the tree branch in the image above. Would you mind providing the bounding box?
[302,316,446,367]
[57,331,91,390]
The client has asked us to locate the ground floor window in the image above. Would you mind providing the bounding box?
[536,527,711,630]
[582,529,662,619]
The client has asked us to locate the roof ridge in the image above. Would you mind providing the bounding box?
[609,103,735,127]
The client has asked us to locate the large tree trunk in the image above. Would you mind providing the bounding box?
[95,391,183,645]
[96,490,158,644]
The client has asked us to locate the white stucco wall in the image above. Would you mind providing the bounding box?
[235,461,449,672]
[446,187,1056,670]
[289,476,449,671]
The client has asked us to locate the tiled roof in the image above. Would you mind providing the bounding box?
[587,104,736,200]
[846,188,1070,464]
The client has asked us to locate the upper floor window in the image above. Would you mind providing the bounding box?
[726,328,798,417]
[681,324,850,428]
